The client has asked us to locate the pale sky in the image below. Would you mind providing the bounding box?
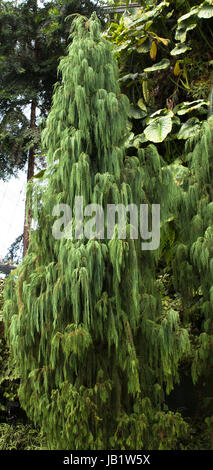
[0,170,26,258]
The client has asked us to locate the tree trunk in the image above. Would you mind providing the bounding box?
[23,97,37,256]
[23,0,38,257]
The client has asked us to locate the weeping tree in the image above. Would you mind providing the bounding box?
[3,14,191,450]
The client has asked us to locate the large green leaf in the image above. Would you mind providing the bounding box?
[144,116,172,142]
[128,104,147,119]
[177,7,199,23]
[115,40,131,52]
[198,1,213,18]
[144,58,170,73]
[169,159,190,186]
[177,118,201,139]
[146,108,173,125]
[174,100,209,115]
[119,73,139,82]
[137,38,151,53]
[129,1,169,26]
[137,98,147,112]
[125,132,148,148]
[134,133,148,145]
[170,43,192,55]
[175,6,199,42]
[175,22,197,42]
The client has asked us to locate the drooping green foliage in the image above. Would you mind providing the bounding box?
[172,117,213,384]
[3,13,192,449]
[0,279,19,413]
[0,278,46,449]
[104,0,213,446]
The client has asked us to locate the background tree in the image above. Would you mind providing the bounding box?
[0,0,104,254]
[4,234,23,264]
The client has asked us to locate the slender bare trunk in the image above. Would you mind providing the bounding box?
[23,0,38,257]
[23,97,37,256]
